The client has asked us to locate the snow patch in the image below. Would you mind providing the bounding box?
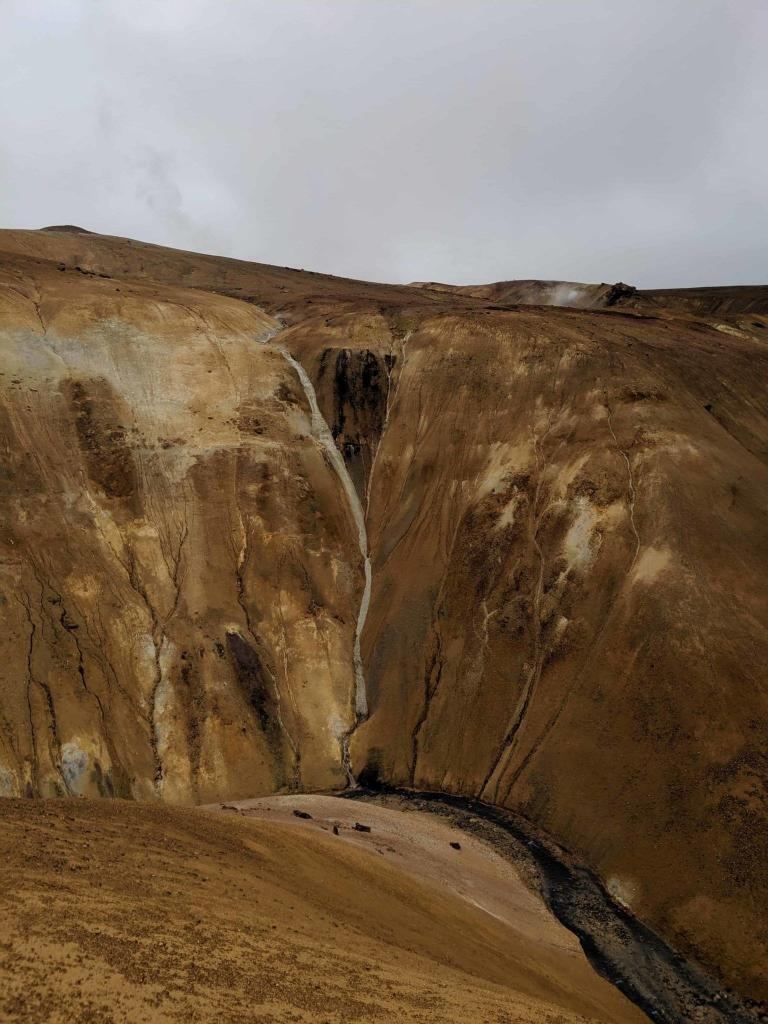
[327,711,345,739]
[478,442,530,498]
[632,545,672,584]
[607,875,639,909]
[60,742,89,792]
[495,495,520,530]
[135,633,159,698]
[563,497,601,569]
[0,764,17,797]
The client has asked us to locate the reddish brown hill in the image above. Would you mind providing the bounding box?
[0,227,766,1008]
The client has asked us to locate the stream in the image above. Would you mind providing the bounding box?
[260,330,371,780]
[343,786,764,1024]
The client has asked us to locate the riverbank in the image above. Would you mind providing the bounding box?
[341,787,763,1024]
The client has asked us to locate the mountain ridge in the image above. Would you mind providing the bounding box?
[0,227,766,1007]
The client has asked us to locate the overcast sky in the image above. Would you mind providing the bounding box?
[1,1,766,287]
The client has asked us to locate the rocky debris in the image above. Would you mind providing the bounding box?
[346,788,762,1024]
[604,281,637,306]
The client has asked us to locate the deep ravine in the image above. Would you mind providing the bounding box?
[260,328,371,782]
[259,329,763,1024]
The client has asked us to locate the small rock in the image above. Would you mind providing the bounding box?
[353,822,371,833]
[450,841,461,850]
[293,809,312,820]
[332,825,339,835]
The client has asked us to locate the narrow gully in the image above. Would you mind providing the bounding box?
[259,329,371,781]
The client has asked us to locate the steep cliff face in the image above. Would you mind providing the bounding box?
[1,228,767,1005]
[0,251,366,803]
[349,310,768,1001]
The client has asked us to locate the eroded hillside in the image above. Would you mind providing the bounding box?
[0,227,766,1007]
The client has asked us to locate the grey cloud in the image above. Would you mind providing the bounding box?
[0,0,766,288]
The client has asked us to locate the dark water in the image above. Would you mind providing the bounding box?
[343,786,764,1024]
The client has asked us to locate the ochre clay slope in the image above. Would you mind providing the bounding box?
[0,227,462,324]
[0,228,766,1007]
[300,306,768,1001]
[0,797,648,1024]
[0,248,367,802]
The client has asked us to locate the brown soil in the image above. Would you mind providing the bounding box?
[0,227,765,1008]
[0,796,646,1024]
